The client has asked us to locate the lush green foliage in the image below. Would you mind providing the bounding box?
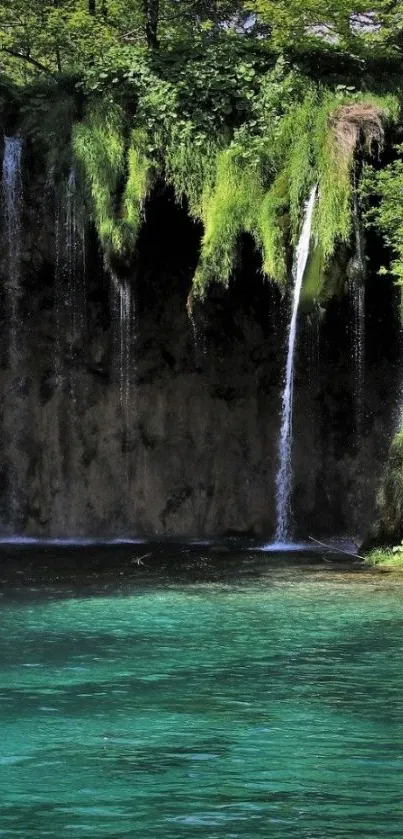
[1,0,402,84]
[362,147,403,291]
[1,0,403,295]
[250,0,403,55]
[187,86,397,298]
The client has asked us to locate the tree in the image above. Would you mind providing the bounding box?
[0,0,262,83]
[142,0,160,48]
[247,0,395,51]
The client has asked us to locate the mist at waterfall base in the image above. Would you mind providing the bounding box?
[0,143,400,541]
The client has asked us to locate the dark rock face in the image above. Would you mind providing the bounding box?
[0,181,399,540]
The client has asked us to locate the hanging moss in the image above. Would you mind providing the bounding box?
[73,103,127,256]
[68,80,399,297]
[184,90,398,300]
[285,92,317,239]
[285,92,397,304]
[164,127,221,219]
[258,172,289,287]
[73,107,153,261]
[193,147,266,297]
[122,128,153,249]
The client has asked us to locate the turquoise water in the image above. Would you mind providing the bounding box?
[1,559,403,837]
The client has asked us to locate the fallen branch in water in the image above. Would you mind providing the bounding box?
[131,553,152,566]
[308,536,365,561]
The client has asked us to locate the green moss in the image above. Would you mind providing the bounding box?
[165,128,220,219]
[285,92,317,239]
[314,105,353,260]
[122,128,153,248]
[258,173,289,287]
[73,108,152,260]
[184,90,398,300]
[193,147,265,297]
[73,102,126,256]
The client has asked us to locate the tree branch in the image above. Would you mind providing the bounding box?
[1,48,57,76]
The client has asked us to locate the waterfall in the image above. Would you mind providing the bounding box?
[351,190,366,437]
[54,167,86,392]
[52,167,87,528]
[111,274,135,440]
[3,137,23,372]
[302,307,321,395]
[2,137,24,530]
[65,169,86,365]
[188,310,206,368]
[274,186,317,543]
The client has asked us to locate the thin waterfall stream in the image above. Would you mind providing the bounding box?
[53,167,87,527]
[351,189,366,439]
[54,166,86,392]
[111,274,135,452]
[274,186,317,543]
[3,137,23,370]
[2,136,24,531]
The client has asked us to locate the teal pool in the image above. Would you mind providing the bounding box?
[1,555,403,837]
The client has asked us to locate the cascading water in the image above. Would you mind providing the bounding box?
[111,274,135,444]
[3,137,23,368]
[350,189,366,437]
[65,169,86,363]
[2,136,24,530]
[188,311,206,368]
[54,167,86,392]
[274,186,317,543]
[304,309,321,391]
[52,167,87,528]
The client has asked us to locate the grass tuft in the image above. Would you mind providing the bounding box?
[365,549,403,569]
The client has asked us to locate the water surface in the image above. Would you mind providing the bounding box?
[1,552,402,837]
